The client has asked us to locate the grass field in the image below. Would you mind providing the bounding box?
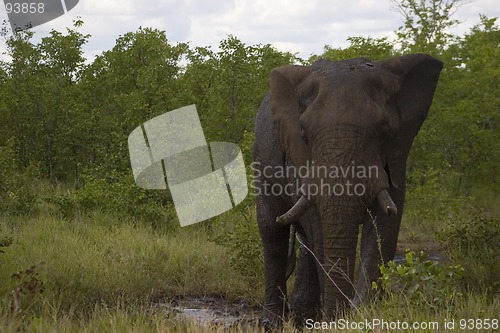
[0,185,498,332]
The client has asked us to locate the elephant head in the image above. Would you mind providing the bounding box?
[268,54,443,318]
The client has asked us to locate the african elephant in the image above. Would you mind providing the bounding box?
[252,54,443,328]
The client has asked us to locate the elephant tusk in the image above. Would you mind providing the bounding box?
[377,189,398,216]
[276,195,311,224]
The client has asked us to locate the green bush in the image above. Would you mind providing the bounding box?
[437,209,499,293]
[47,171,177,228]
[405,169,471,222]
[0,141,38,216]
[0,226,12,254]
[211,206,263,287]
[6,263,45,318]
[375,250,464,308]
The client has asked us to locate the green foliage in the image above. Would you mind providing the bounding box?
[48,171,177,227]
[0,236,12,254]
[438,211,499,261]
[392,0,463,54]
[375,250,464,307]
[405,169,472,224]
[407,16,499,193]
[313,36,395,62]
[437,208,500,293]
[0,8,496,201]
[6,263,45,318]
[0,217,254,312]
[211,208,264,286]
[0,225,12,254]
[0,3,498,329]
[74,27,191,177]
[185,36,296,144]
[0,140,37,215]
[1,21,89,181]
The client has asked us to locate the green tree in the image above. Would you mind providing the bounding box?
[408,16,499,192]
[392,0,466,55]
[313,36,395,62]
[77,27,189,176]
[183,36,296,144]
[0,20,89,180]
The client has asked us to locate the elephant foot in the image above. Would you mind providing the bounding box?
[290,294,320,328]
[290,307,321,329]
[258,314,285,332]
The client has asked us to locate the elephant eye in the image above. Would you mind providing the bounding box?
[301,128,309,145]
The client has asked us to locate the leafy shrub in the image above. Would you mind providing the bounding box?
[437,209,499,293]
[375,250,464,308]
[438,210,498,260]
[0,141,38,215]
[211,206,263,286]
[0,232,13,254]
[405,170,471,223]
[48,170,178,228]
[7,263,45,318]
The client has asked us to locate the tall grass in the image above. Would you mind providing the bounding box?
[0,214,255,316]
[0,304,264,333]
[1,290,497,332]
[0,181,498,332]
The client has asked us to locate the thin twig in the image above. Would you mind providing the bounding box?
[364,204,385,265]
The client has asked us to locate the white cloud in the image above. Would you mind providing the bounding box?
[184,0,403,56]
[0,0,498,61]
[186,0,235,15]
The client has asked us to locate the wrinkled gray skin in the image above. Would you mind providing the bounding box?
[252,54,443,329]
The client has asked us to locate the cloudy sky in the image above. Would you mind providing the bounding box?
[0,0,498,61]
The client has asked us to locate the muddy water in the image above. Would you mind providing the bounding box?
[393,249,445,264]
[157,297,261,328]
[157,252,444,327]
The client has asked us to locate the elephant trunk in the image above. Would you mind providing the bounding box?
[319,204,360,319]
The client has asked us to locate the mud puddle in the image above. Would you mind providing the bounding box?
[393,249,445,264]
[155,252,444,327]
[156,296,261,328]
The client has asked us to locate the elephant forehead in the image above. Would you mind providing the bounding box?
[311,58,397,88]
[318,66,377,87]
[311,57,372,71]
[299,78,398,135]
[313,66,399,105]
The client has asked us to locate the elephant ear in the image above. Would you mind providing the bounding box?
[270,65,312,168]
[380,54,443,188]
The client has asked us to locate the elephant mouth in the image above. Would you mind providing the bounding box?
[275,186,397,225]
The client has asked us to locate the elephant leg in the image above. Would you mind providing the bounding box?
[256,195,290,329]
[289,231,321,326]
[354,190,404,305]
